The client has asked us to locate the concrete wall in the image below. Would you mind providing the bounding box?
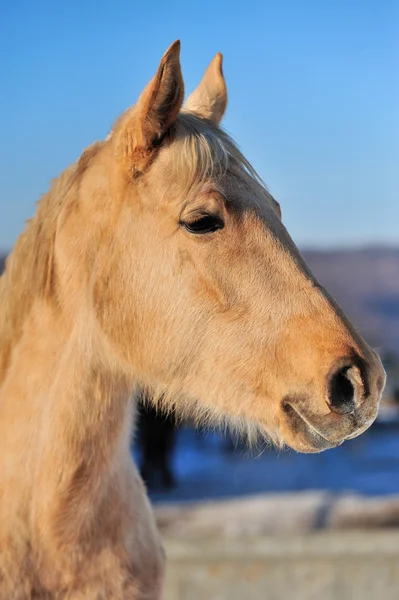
[162,531,399,600]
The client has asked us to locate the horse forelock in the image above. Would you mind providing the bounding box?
[171,111,266,191]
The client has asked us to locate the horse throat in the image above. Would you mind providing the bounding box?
[0,304,134,546]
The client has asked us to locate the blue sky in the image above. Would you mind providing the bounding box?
[0,0,398,251]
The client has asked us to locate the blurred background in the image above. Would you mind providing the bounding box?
[1,1,398,598]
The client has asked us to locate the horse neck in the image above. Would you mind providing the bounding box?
[0,298,134,516]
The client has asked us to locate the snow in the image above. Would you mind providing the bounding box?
[132,421,399,504]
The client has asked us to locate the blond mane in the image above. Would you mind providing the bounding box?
[174,111,266,189]
[0,142,103,386]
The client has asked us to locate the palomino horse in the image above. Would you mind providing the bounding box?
[0,41,385,599]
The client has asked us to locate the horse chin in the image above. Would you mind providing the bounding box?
[281,404,341,454]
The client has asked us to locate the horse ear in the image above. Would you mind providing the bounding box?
[114,40,184,173]
[184,53,227,125]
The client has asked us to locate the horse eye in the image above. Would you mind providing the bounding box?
[182,215,224,235]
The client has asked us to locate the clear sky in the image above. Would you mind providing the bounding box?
[0,0,398,251]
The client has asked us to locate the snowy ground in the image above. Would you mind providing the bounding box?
[132,420,399,504]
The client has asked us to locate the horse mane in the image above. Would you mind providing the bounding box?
[0,142,103,386]
[174,112,266,190]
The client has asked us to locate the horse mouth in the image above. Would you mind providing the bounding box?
[282,403,343,453]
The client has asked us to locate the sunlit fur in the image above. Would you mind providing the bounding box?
[141,112,281,447]
[0,42,385,599]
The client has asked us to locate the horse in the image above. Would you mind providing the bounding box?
[0,40,385,599]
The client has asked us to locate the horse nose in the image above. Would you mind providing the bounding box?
[328,365,357,415]
[328,351,386,417]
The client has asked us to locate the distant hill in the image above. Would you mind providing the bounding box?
[1,246,398,353]
[302,247,399,355]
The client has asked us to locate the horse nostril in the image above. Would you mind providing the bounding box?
[329,366,356,415]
